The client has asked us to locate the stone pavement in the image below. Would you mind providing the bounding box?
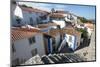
[75,27,96,61]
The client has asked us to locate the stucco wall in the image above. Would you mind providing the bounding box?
[12,38,32,61]
[65,34,75,49]
[22,11,39,25]
[12,34,46,64]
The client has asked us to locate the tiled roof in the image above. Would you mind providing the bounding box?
[19,5,49,14]
[56,10,69,14]
[49,29,61,37]
[49,13,64,18]
[84,22,94,29]
[63,27,81,36]
[37,23,58,29]
[11,27,41,42]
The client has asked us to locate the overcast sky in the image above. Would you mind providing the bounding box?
[18,2,96,20]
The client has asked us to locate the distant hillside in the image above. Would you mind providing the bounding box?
[88,19,96,24]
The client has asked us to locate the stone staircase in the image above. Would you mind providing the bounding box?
[21,53,86,66]
[41,53,86,64]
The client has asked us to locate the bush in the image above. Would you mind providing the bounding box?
[77,28,88,38]
[78,17,88,23]
[21,4,28,7]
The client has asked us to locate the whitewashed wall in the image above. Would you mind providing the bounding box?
[65,33,81,50]
[33,34,46,56]
[12,34,46,65]
[21,11,38,25]
[65,34,75,49]
[12,38,32,62]
[52,20,66,28]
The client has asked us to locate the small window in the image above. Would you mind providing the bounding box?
[29,38,32,44]
[31,48,37,56]
[12,43,16,53]
[16,16,21,24]
[29,36,35,45]
[69,36,72,42]
[30,17,33,24]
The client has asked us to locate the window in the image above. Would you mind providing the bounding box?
[12,43,16,53]
[29,36,35,45]
[69,36,72,42]
[16,16,21,24]
[31,48,37,56]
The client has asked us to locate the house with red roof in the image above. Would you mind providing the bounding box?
[11,27,46,65]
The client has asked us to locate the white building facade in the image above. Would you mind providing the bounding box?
[11,29,46,65]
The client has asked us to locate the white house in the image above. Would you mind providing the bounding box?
[36,23,61,53]
[11,27,46,65]
[43,10,78,28]
[12,3,49,26]
[58,27,81,51]
[64,27,81,50]
[11,25,60,65]
[48,13,66,28]
[53,10,78,24]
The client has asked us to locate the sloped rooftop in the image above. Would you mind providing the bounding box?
[62,26,82,36]
[48,13,65,18]
[37,23,58,30]
[11,27,41,42]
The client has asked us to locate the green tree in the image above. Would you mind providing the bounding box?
[78,17,88,23]
[21,4,28,7]
[77,28,88,38]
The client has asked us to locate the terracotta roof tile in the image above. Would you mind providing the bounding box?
[49,13,64,18]
[37,23,58,29]
[84,22,94,29]
[63,27,81,36]
[49,29,61,37]
[11,27,41,42]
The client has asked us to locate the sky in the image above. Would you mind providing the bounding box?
[18,2,96,20]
